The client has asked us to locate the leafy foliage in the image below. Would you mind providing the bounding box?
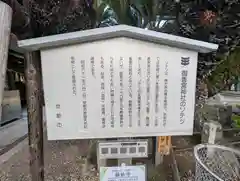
[4,0,240,103]
[206,47,240,96]
[27,0,96,37]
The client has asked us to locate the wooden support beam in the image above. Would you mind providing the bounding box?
[25,51,44,181]
[155,136,171,166]
[0,1,12,122]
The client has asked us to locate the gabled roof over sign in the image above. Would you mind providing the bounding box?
[18,25,218,53]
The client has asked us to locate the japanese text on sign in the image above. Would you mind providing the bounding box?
[81,59,88,129]
[119,57,124,127]
[128,57,133,127]
[180,57,189,124]
[146,57,151,127]
[100,57,106,128]
[155,57,160,127]
[69,56,191,130]
[137,57,142,127]
[71,56,77,96]
[163,61,169,127]
[110,57,115,128]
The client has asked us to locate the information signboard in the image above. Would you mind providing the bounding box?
[100,165,146,181]
[41,37,198,140]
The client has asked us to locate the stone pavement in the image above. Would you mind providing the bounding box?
[0,107,97,181]
[0,107,48,156]
[0,114,28,155]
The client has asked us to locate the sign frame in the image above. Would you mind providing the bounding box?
[18,25,219,141]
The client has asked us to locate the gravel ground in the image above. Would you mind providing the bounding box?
[0,131,98,181]
[0,133,197,181]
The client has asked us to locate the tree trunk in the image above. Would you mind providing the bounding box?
[0,2,12,123]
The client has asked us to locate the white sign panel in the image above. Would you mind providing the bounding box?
[41,37,198,140]
[100,165,146,181]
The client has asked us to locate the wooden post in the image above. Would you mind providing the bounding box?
[0,2,12,122]
[155,136,171,166]
[154,137,163,165]
[25,51,44,181]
